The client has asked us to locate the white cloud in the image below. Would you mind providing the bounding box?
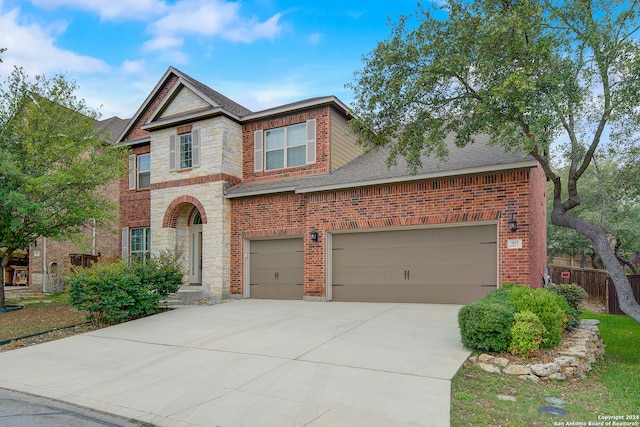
[143,35,183,52]
[0,4,109,77]
[121,60,145,74]
[30,0,167,20]
[307,32,322,45]
[145,0,282,51]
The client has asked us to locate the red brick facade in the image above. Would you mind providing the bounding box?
[120,144,151,230]
[230,168,544,298]
[125,76,179,142]
[242,106,332,182]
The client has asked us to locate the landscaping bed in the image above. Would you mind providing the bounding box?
[451,309,640,426]
[0,292,95,351]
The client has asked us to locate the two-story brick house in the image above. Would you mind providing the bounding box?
[119,67,547,304]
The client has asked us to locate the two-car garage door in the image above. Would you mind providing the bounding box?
[249,224,497,304]
[331,225,497,304]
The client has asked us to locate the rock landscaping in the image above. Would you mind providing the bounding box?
[466,319,605,381]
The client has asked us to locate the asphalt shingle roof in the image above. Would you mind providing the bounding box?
[225,134,535,198]
[94,116,129,143]
[179,71,253,118]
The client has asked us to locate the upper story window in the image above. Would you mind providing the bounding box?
[179,133,193,169]
[169,127,200,172]
[254,119,316,173]
[265,123,306,170]
[137,153,150,188]
[128,152,150,190]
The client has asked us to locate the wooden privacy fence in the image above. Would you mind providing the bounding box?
[548,265,609,303]
[607,275,640,315]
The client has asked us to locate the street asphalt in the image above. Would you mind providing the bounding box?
[0,387,139,427]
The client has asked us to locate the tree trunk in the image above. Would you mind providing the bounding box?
[552,212,640,323]
[0,254,9,309]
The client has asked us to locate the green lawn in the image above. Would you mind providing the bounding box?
[451,311,640,426]
[0,293,87,343]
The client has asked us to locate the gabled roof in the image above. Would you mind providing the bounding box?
[225,134,538,198]
[117,66,253,143]
[117,67,357,144]
[179,72,253,118]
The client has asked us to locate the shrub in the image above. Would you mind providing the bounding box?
[458,298,516,353]
[547,283,588,315]
[508,285,569,348]
[546,283,588,330]
[68,248,184,326]
[481,288,512,304]
[508,311,546,357]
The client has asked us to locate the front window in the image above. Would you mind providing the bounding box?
[130,227,150,261]
[137,154,150,189]
[265,123,306,170]
[180,133,192,169]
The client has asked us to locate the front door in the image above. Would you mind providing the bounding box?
[189,211,203,284]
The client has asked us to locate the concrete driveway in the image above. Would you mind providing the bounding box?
[0,300,469,427]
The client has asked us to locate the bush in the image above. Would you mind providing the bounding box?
[546,283,588,330]
[547,283,588,318]
[508,311,546,357]
[68,248,184,326]
[481,288,512,304]
[458,298,516,353]
[508,285,569,348]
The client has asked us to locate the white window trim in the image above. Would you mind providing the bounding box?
[179,133,193,169]
[130,227,151,261]
[172,128,200,171]
[258,119,316,172]
[137,153,150,189]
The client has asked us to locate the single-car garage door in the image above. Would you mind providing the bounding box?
[249,238,303,300]
[331,225,497,304]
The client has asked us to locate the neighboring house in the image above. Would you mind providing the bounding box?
[27,116,128,291]
[119,67,547,304]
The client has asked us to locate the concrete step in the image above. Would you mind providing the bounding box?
[160,285,210,306]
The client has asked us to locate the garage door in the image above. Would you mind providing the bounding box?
[331,225,497,304]
[249,238,303,300]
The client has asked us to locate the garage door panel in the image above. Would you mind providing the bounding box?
[333,266,389,285]
[332,247,395,267]
[331,225,497,304]
[250,283,303,300]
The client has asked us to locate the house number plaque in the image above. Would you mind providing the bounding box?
[507,239,522,249]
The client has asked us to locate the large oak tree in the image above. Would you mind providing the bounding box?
[0,63,126,308]
[348,0,640,321]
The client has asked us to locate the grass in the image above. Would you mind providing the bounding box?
[0,292,87,343]
[450,311,640,426]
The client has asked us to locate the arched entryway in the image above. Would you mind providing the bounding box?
[162,196,207,286]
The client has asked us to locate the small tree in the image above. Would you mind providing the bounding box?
[0,65,126,308]
[348,0,640,322]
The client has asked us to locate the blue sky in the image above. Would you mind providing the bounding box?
[0,0,428,120]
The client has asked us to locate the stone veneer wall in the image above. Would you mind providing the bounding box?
[148,115,242,299]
